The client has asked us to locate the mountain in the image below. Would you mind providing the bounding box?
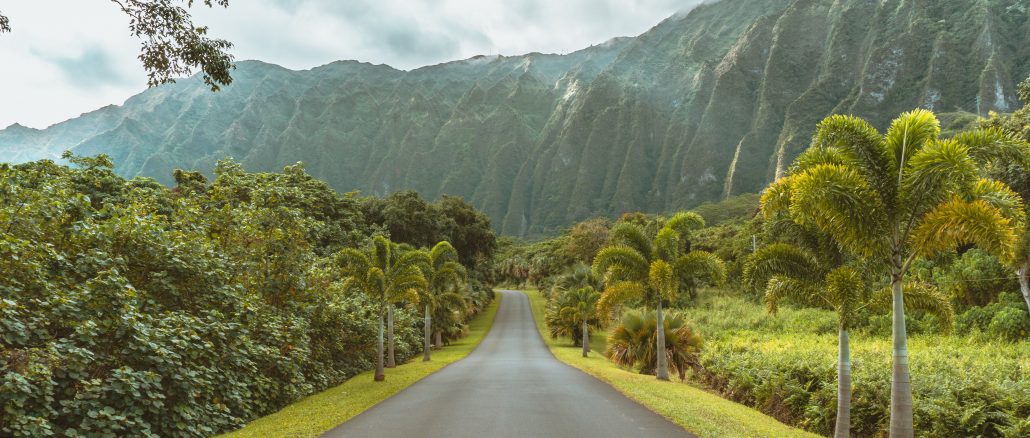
[2,0,1028,236]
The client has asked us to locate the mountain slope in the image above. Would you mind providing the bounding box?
[2,0,1028,236]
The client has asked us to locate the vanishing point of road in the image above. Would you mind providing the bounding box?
[324,290,692,437]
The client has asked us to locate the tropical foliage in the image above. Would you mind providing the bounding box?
[761,109,1025,436]
[606,309,703,380]
[0,157,494,437]
[592,212,725,380]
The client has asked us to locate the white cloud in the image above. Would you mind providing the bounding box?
[0,0,702,129]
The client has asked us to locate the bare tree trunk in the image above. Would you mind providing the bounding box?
[1018,257,1030,317]
[423,305,432,362]
[582,320,589,357]
[375,310,385,381]
[889,270,913,437]
[655,301,670,381]
[387,305,396,368]
[834,328,851,438]
[435,330,443,348]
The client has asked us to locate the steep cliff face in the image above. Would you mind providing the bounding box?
[2,0,1027,236]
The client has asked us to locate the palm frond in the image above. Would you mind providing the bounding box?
[593,245,649,283]
[597,281,645,320]
[953,127,1030,166]
[648,260,677,301]
[663,212,705,237]
[811,114,896,202]
[885,109,940,168]
[653,227,679,262]
[760,176,794,217]
[609,222,653,260]
[742,243,821,291]
[764,276,821,315]
[900,139,978,214]
[970,178,1026,227]
[824,266,867,329]
[675,250,726,288]
[789,163,889,256]
[910,198,1018,263]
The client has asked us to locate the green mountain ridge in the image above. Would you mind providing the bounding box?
[1,0,1027,236]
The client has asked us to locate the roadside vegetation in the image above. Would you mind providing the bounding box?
[502,75,1030,438]
[220,296,499,438]
[526,289,819,438]
[0,158,497,437]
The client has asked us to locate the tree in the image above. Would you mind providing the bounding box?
[979,74,1030,316]
[546,263,603,354]
[592,212,725,380]
[559,287,601,357]
[606,309,702,380]
[1,1,234,91]
[745,243,953,438]
[762,109,1024,436]
[419,241,468,361]
[336,236,427,381]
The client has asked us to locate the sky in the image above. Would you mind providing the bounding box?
[0,0,702,129]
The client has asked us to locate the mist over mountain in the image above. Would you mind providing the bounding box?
[2,0,1028,236]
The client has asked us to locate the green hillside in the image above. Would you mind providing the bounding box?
[1,0,1027,236]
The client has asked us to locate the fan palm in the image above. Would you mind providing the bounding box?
[592,212,725,380]
[336,236,428,381]
[419,241,468,361]
[606,309,702,380]
[762,110,1024,436]
[745,243,953,438]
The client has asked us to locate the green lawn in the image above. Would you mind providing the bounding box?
[522,289,819,438]
[219,295,501,438]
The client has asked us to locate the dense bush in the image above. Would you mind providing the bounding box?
[684,294,1030,437]
[0,158,484,436]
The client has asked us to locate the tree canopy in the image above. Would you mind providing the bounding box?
[0,1,234,91]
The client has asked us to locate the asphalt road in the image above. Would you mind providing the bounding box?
[323,290,692,438]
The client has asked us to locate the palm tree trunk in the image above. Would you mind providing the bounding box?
[1018,257,1030,317]
[834,328,851,438]
[435,330,443,348]
[423,305,432,362]
[387,305,396,368]
[375,310,385,381]
[655,300,670,381]
[889,272,913,437]
[582,320,589,357]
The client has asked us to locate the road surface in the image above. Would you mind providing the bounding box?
[323,290,691,437]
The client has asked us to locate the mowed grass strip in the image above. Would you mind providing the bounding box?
[522,289,819,438]
[220,295,501,438]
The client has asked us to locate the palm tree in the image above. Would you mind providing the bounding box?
[556,287,602,357]
[548,263,603,356]
[592,212,725,380]
[419,241,468,361]
[606,308,702,380]
[745,243,952,438]
[762,110,1023,436]
[337,236,427,381]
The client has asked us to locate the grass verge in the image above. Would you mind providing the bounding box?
[523,289,819,438]
[219,295,501,438]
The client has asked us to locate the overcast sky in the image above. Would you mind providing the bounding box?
[0,0,703,129]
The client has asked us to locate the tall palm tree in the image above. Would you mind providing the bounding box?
[762,110,1024,436]
[337,236,427,381]
[745,243,952,438]
[592,212,725,380]
[419,241,468,361]
[557,287,602,357]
